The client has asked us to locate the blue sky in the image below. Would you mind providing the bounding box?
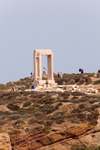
[0,0,100,84]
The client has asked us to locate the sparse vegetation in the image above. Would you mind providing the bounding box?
[7,103,20,111]
[93,80,100,85]
[23,101,31,107]
[0,74,100,149]
[9,129,21,135]
[72,146,100,150]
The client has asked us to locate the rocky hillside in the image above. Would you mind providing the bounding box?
[0,73,100,150]
[1,73,100,92]
[0,90,100,149]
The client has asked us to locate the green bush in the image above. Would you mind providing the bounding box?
[56,119,65,124]
[8,115,20,120]
[93,80,100,85]
[55,102,62,109]
[14,119,24,125]
[9,129,21,135]
[71,92,86,96]
[45,120,53,126]
[7,103,20,111]
[72,108,82,113]
[28,118,37,124]
[59,99,70,103]
[17,108,28,115]
[38,97,55,104]
[78,78,85,85]
[67,113,86,123]
[71,146,100,150]
[91,104,100,111]
[89,99,99,104]
[78,104,85,109]
[60,91,70,97]
[87,111,99,122]
[23,101,31,107]
[0,111,11,116]
[85,78,92,85]
[0,120,7,126]
[40,105,55,114]
[43,126,51,134]
[88,120,98,126]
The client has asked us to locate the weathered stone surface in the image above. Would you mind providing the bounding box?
[0,133,12,150]
[34,49,57,89]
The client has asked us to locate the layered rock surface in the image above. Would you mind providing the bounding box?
[0,133,12,150]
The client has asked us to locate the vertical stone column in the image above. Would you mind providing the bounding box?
[50,53,53,80]
[47,55,50,80]
[37,55,39,78]
[39,53,42,80]
[48,53,53,80]
[34,50,37,80]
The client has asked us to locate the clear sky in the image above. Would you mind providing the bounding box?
[0,0,100,84]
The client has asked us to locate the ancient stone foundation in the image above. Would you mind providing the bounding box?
[34,49,57,89]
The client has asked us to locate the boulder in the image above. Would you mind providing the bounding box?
[0,133,12,150]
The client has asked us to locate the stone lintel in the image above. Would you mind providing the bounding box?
[34,49,53,56]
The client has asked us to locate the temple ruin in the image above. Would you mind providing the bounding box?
[33,49,57,89]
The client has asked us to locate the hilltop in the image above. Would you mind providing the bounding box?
[0,73,100,150]
[1,73,100,92]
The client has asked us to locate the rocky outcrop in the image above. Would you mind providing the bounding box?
[10,123,97,150]
[0,133,12,150]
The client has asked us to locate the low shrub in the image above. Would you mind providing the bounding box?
[9,129,21,135]
[40,105,55,114]
[0,120,7,126]
[23,101,31,107]
[37,120,44,124]
[78,78,85,85]
[7,103,20,111]
[76,113,86,122]
[72,146,100,150]
[0,129,7,133]
[55,102,62,109]
[60,99,71,103]
[8,115,20,120]
[60,91,70,98]
[93,80,100,85]
[88,120,98,126]
[17,108,32,115]
[91,104,100,111]
[67,113,86,123]
[72,108,82,113]
[43,126,51,134]
[78,104,85,109]
[38,97,55,104]
[89,99,99,104]
[49,113,66,124]
[14,119,24,125]
[87,111,99,122]
[56,118,65,124]
[45,120,53,126]
[0,111,11,116]
[97,73,100,78]
[71,96,79,100]
[87,73,95,77]
[72,97,88,104]
[28,118,37,124]
[71,92,86,96]
[85,78,92,85]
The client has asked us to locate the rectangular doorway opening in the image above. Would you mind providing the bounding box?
[42,55,48,80]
